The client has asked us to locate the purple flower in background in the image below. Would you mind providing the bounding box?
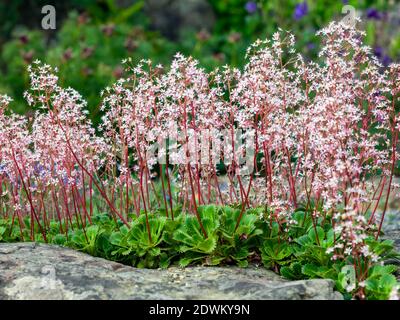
[373,47,392,67]
[306,42,316,50]
[293,1,309,20]
[245,1,258,14]
[0,164,7,176]
[382,55,392,67]
[366,8,381,20]
[33,162,45,177]
[342,0,349,4]
[376,113,384,124]
[62,175,69,186]
[374,46,383,59]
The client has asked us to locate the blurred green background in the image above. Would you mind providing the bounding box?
[0,0,399,125]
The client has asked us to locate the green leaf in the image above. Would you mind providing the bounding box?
[302,263,337,280]
[173,208,219,255]
[109,231,124,246]
[53,234,67,245]
[149,247,161,257]
[197,237,217,253]
[369,264,398,278]
[178,257,191,268]
[114,1,144,23]
[308,226,325,245]
[261,238,292,267]
[127,214,166,250]
[302,264,319,277]
[206,256,225,266]
[281,262,304,280]
[337,265,356,293]
[236,259,248,268]
[295,234,312,246]
[159,253,173,269]
[365,238,397,257]
[0,226,6,241]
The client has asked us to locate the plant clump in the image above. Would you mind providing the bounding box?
[0,20,399,300]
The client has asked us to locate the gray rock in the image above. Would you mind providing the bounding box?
[0,243,342,300]
[380,211,400,233]
[383,230,400,252]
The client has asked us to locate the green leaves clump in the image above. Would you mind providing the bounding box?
[365,265,398,300]
[173,206,219,267]
[0,205,398,300]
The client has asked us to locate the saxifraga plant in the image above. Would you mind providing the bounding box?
[0,19,400,299]
[1,205,398,300]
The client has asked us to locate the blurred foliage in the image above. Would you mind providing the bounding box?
[0,11,176,124]
[0,0,399,125]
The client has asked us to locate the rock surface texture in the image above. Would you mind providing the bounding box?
[0,243,342,300]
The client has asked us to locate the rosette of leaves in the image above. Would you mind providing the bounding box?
[258,213,292,271]
[159,214,183,269]
[107,224,132,263]
[334,262,399,300]
[91,213,123,260]
[360,238,400,300]
[91,212,119,229]
[260,238,292,271]
[287,209,313,238]
[109,213,167,268]
[363,264,399,300]
[293,224,336,265]
[110,214,166,268]
[280,261,304,280]
[129,214,167,268]
[217,206,263,267]
[277,208,344,281]
[291,223,345,281]
[365,238,400,263]
[172,205,220,267]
